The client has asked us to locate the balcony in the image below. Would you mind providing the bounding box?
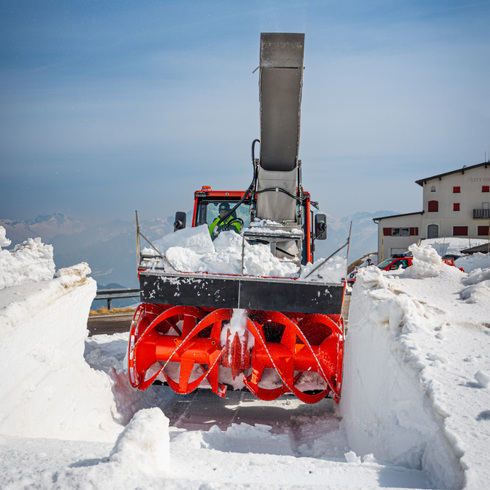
[473,208,490,219]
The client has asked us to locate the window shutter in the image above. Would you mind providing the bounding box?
[383,228,392,236]
[453,226,468,236]
[428,200,439,212]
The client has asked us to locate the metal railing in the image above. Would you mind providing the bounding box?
[474,208,490,219]
[94,288,140,310]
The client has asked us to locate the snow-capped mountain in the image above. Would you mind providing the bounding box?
[0,213,86,244]
[315,210,397,265]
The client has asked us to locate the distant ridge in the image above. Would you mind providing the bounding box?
[0,213,86,244]
[1,210,399,287]
[315,210,398,264]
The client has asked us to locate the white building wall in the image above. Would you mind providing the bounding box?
[376,214,422,261]
[375,163,490,260]
[420,165,490,238]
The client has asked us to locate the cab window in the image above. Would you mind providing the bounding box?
[195,200,252,228]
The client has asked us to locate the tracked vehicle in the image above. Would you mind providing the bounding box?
[128,33,346,404]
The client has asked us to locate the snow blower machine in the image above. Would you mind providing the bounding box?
[128,33,346,404]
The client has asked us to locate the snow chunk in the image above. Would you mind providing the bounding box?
[474,371,489,388]
[463,268,490,285]
[402,244,444,278]
[344,451,361,464]
[460,280,490,303]
[0,226,11,248]
[356,266,388,290]
[109,408,170,474]
[0,235,55,290]
[166,246,202,272]
[150,224,214,255]
[460,268,490,303]
[56,262,92,285]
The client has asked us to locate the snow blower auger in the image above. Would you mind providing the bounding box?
[128,33,346,404]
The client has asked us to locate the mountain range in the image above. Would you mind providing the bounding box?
[1,210,396,289]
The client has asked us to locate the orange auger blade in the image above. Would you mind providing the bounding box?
[128,304,344,404]
[243,311,343,404]
[129,305,230,395]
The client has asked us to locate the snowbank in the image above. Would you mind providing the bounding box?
[0,229,122,442]
[456,252,490,273]
[422,237,488,257]
[341,244,490,488]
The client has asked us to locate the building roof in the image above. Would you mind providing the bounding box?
[372,211,423,223]
[461,243,490,255]
[415,161,489,187]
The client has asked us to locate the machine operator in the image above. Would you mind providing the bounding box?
[209,202,242,239]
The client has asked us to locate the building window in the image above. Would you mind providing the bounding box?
[483,186,489,193]
[430,185,436,192]
[428,200,438,212]
[453,203,460,211]
[392,228,410,237]
[478,226,489,236]
[384,227,419,237]
[453,226,468,236]
[453,186,461,193]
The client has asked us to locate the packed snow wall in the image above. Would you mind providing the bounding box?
[0,228,122,442]
[340,245,466,488]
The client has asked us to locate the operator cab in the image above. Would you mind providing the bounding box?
[173,186,326,266]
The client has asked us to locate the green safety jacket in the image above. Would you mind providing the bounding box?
[209,215,242,238]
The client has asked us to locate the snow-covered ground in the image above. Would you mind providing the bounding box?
[1,225,489,488]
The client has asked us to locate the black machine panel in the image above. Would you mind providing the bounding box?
[140,272,344,315]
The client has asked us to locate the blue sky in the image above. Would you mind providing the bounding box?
[1,0,489,223]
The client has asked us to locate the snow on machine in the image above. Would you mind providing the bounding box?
[128,33,346,404]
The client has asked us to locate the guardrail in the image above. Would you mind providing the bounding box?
[94,288,140,310]
[474,208,490,219]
